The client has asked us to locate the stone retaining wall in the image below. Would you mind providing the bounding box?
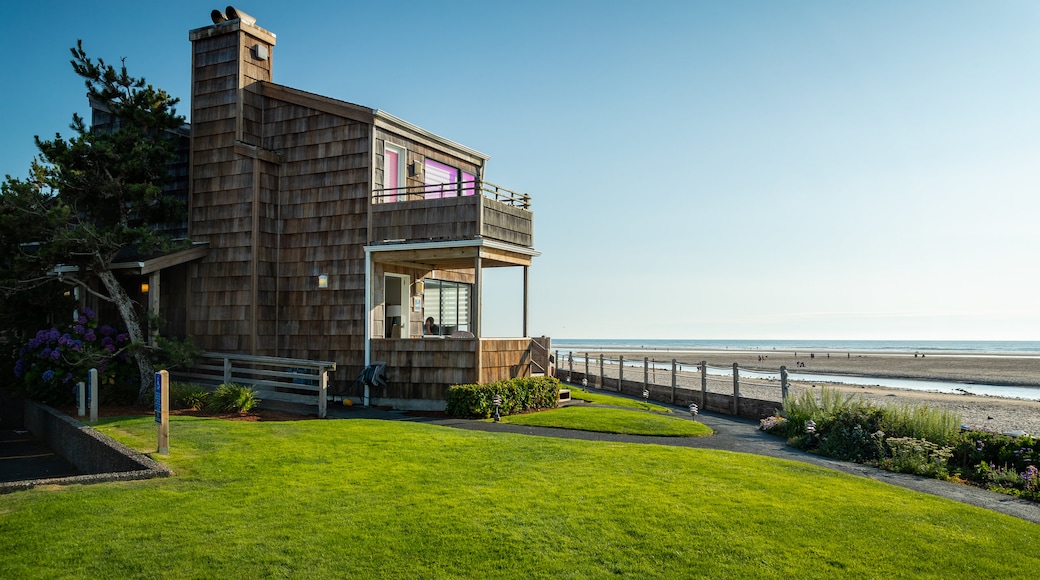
[2,401,172,494]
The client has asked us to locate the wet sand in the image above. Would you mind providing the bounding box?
[561,349,1040,435]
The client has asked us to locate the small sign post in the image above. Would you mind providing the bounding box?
[77,381,86,417]
[155,370,169,455]
[88,368,99,424]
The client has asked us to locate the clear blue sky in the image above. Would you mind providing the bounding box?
[2,1,1038,341]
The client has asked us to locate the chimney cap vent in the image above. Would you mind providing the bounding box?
[225,6,257,26]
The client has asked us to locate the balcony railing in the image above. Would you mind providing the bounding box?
[372,180,531,210]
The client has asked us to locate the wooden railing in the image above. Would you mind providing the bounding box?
[372,180,531,210]
[172,352,337,418]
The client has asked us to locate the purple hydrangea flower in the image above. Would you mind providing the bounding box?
[78,315,87,325]
[116,333,129,342]
[84,331,96,342]
[74,325,85,335]
[49,348,61,360]
[101,336,114,347]
[42,369,55,382]
[104,344,116,352]
[46,329,60,342]
[82,306,96,318]
[13,359,25,378]
[40,347,52,359]
[100,325,114,337]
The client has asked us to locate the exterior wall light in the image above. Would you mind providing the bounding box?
[141,283,150,293]
[414,279,424,295]
[318,274,329,289]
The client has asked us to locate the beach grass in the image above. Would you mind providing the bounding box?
[497,405,711,436]
[1,416,1038,578]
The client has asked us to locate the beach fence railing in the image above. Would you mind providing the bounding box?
[553,351,780,420]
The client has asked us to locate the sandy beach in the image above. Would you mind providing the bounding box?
[559,349,1040,435]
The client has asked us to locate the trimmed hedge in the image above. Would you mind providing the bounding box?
[446,376,561,419]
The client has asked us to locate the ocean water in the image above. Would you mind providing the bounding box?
[553,339,1040,355]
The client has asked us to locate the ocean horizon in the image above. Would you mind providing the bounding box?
[553,338,1040,355]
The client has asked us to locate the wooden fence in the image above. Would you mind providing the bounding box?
[555,351,789,420]
[173,352,337,418]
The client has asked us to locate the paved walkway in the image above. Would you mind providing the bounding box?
[328,396,1040,524]
[0,429,80,484]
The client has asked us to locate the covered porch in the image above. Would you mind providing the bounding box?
[363,239,545,408]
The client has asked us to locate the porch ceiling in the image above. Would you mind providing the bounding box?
[366,239,538,270]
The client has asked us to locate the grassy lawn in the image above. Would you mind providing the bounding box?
[568,387,674,413]
[499,405,712,437]
[1,416,1038,578]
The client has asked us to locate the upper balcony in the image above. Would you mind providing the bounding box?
[370,181,533,248]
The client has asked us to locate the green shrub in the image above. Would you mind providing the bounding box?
[881,437,953,479]
[446,376,561,419]
[206,384,259,414]
[171,382,210,410]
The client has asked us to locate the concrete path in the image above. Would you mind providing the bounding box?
[328,397,1040,524]
[0,429,80,484]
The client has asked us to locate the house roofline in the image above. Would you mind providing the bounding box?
[373,111,490,162]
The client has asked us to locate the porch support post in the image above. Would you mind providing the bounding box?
[364,250,372,368]
[523,265,529,338]
[148,271,161,347]
[474,253,483,384]
[474,254,483,338]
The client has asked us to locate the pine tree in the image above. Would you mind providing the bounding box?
[1,41,187,403]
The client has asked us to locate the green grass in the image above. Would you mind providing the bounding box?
[2,416,1039,578]
[568,387,674,413]
[499,406,713,436]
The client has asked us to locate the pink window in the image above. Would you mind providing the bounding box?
[383,146,401,203]
[462,171,476,196]
[424,159,459,199]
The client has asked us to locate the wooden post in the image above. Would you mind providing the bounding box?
[148,271,161,347]
[670,359,677,403]
[780,366,789,401]
[318,369,329,419]
[643,357,649,395]
[598,354,604,389]
[554,350,559,378]
[732,363,740,416]
[584,353,589,384]
[618,355,624,392]
[699,361,707,409]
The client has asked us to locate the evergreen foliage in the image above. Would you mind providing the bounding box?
[1,42,187,402]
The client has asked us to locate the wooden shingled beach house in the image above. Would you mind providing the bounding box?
[127,7,548,410]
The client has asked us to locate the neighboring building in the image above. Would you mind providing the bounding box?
[134,9,545,409]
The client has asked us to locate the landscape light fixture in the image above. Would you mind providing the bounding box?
[141,282,150,294]
[317,274,329,289]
